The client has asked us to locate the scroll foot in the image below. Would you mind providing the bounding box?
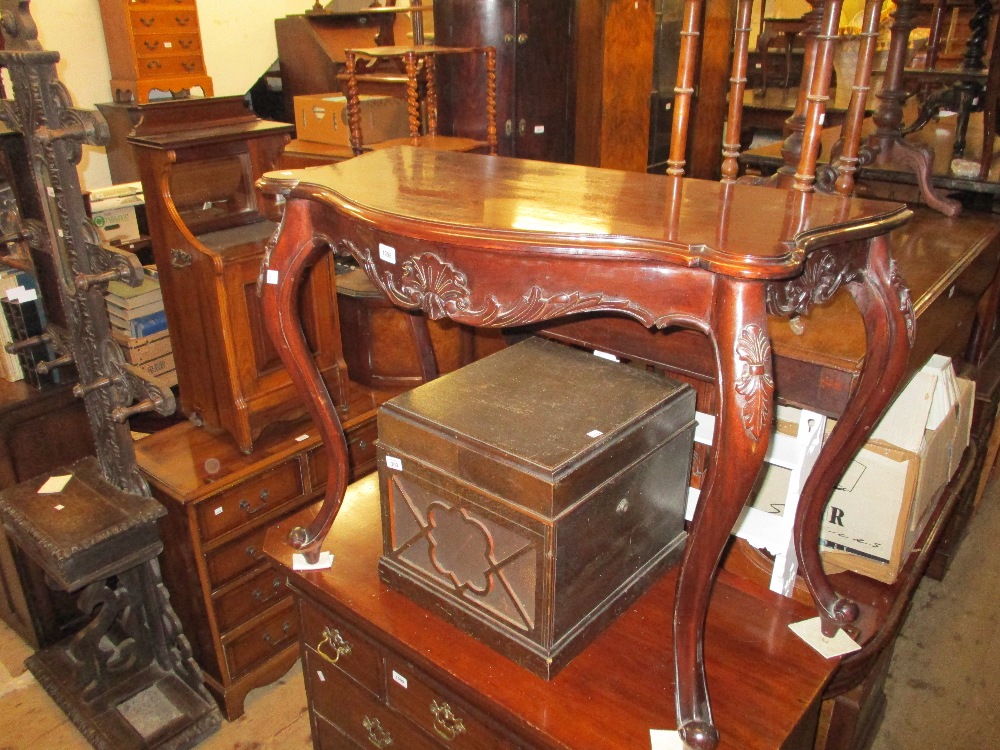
[820,597,861,637]
[679,720,720,750]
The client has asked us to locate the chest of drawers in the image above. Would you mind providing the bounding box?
[134,391,378,720]
[268,477,833,750]
[98,0,214,103]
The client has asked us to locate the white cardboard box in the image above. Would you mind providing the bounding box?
[750,369,973,585]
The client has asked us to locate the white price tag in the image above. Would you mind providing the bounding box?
[38,475,72,494]
[587,429,603,438]
[386,456,403,471]
[392,671,408,689]
[292,551,335,571]
[214,507,224,516]
[789,617,861,659]
[295,433,310,442]
[266,269,280,285]
[649,730,685,749]
[378,243,397,264]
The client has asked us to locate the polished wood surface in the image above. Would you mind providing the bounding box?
[258,146,911,749]
[267,481,834,750]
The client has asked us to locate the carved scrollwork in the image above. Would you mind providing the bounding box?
[347,244,658,328]
[765,249,864,317]
[890,258,916,346]
[734,324,774,442]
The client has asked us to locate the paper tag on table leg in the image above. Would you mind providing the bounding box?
[649,729,685,749]
[38,475,72,494]
[789,617,861,658]
[292,551,335,571]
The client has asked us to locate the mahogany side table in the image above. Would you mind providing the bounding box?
[257,146,912,749]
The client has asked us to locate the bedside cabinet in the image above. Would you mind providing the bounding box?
[98,0,214,103]
[134,385,379,720]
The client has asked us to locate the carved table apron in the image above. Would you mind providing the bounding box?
[257,146,912,750]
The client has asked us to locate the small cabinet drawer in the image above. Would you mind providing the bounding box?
[129,9,199,32]
[133,32,201,55]
[306,649,439,750]
[213,566,289,633]
[300,599,381,696]
[136,54,206,78]
[197,460,303,542]
[386,656,513,749]
[310,416,377,486]
[204,526,269,588]
[223,599,298,679]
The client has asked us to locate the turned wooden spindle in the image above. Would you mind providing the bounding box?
[833,0,882,196]
[721,0,755,182]
[426,52,439,136]
[485,47,498,155]
[667,0,704,176]
[793,0,844,192]
[404,50,421,141]
[345,50,363,156]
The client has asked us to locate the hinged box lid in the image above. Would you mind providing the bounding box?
[378,337,695,518]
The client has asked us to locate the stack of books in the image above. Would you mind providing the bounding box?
[106,269,176,387]
[0,269,58,387]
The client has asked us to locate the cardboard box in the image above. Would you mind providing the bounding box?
[750,367,973,585]
[88,182,145,243]
[294,93,409,147]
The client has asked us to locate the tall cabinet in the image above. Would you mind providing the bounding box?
[433,0,576,162]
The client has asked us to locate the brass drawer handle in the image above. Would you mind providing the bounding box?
[139,16,155,27]
[178,39,193,49]
[182,61,196,72]
[146,59,162,70]
[245,545,259,559]
[430,699,466,741]
[251,577,283,603]
[143,40,159,50]
[363,716,393,748]
[262,620,292,644]
[239,488,269,515]
[316,626,352,664]
[175,15,191,26]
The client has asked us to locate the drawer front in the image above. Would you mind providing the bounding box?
[197,460,303,542]
[129,8,199,33]
[223,599,298,679]
[386,656,514,749]
[133,32,202,56]
[214,565,289,633]
[305,648,439,750]
[314,711,364,749]
[136,54,206,79]
[310,416,378,486]
[204,526,269,588]
[300,599,381,696]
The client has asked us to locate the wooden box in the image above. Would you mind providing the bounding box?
[376,337,695,678]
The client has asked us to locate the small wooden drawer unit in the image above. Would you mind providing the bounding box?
[136,410,377,720]
[376,337,695,678]
[99,0,214,103]
[300,598,516,749]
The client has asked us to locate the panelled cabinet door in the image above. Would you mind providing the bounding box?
[433,0,575,162]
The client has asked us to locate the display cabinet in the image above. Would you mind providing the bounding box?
[129,97,348,454]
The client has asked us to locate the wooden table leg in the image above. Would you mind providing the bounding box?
[676,279,773,750]
[792,234,914,635]
[261,202,351,560]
